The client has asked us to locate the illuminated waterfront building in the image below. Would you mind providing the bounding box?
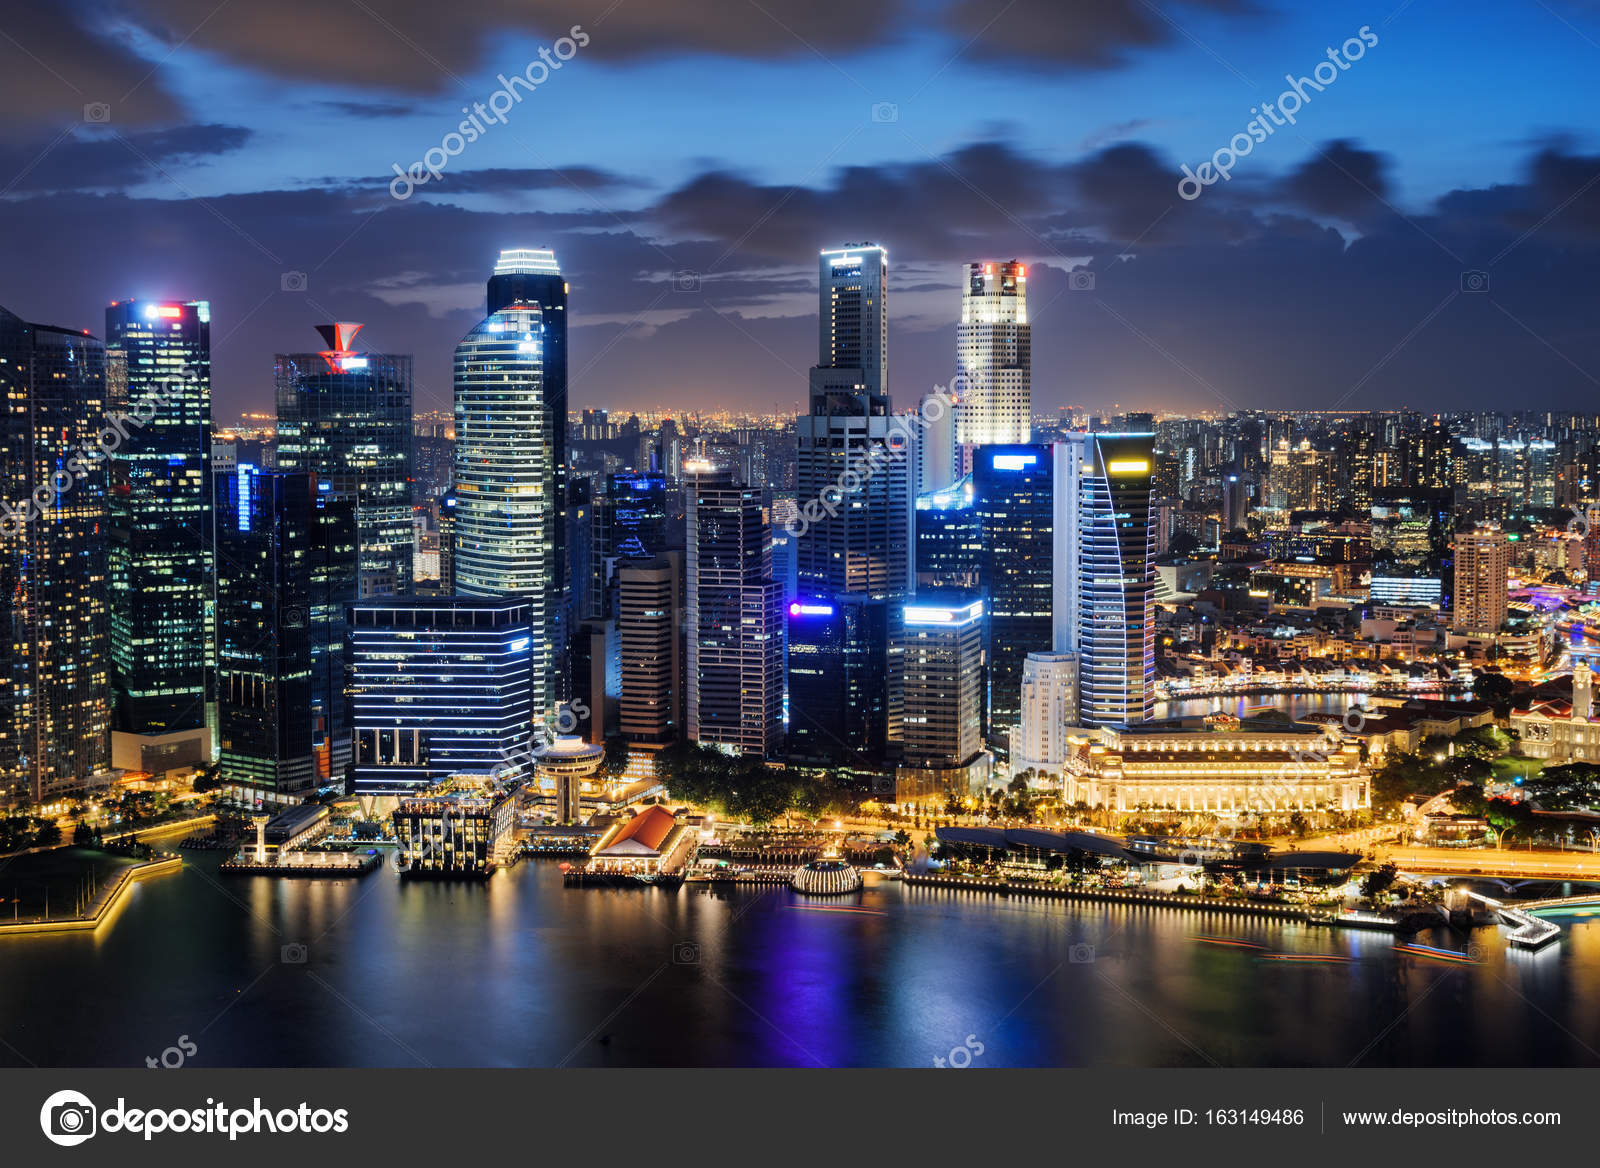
[896,598,990,804]
[956,261,1030,446]
[617,553,682,745]
[786,596,890,767]
[1062,721,1369,818]
[0,306,113,804]
[215,467,357,803]
[274,322,413,597]
[453,276,563,728]
[1011,651,1079,782]
[347,597,535,796]
[104,298,215,774]
[392,773,519,875]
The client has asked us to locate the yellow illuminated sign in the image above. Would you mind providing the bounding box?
[1106,459,1150,474]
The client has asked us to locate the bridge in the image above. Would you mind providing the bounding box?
[1465,890,1569,950]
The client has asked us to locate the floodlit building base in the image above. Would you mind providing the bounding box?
[895,753,992,806]
[111,727,213,777]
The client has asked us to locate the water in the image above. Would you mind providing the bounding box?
[1153,690,1470,723]
[2,852,1599,1068]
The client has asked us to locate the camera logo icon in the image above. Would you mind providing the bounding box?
[870,102,899,123]
[83,103,112,123]
[673,269,701,292]
[40,1089,97,1146]
[1068,942,1096,964]
[281,271,308,292]
[673,940,700,965]
[1460,270,1490,293]
[1069,270,1096,292]
[281,942,308,964]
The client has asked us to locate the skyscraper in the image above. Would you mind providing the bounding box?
[956,261,1030,445]
[454,262,565,729]
[105,299,214,774]
[1074,432,1157,728]
[617,552,683,745]
[0,306,112,805]
[274,322,413,597]
[974,445,1059,738]
[686,468,781,758]
[216,466,356,803]
[818,244,887,397]
[1453,525,1512,633]
[896,597,988,805]
[793,243,911,771]
[482,247,570,680]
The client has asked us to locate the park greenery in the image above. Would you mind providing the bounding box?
[656,741,856,824]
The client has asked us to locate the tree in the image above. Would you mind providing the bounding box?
[1472,671,1516,715]
[1360,862,1398,901]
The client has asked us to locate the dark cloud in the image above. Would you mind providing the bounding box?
[0,124,251,194]
[1280,139,1392,222]
[314,100,423,119]
[0,3,185,132]
[413,166,635,194]
[2,137,1600,425]
[944,0,1261,68]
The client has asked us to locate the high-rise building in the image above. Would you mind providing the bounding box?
[0,306,112,805]
[786,595,889,767]
[915,474,980,592]
[792,243,911,773]
[818,244,887,398]
[483,247,569,682]
[105,299,215,774]
[1074,432,1157,728]
[895,597,988,804]
[454,270,564,729]
[274,322,413,598]
[617,552,683,745]
[686,469,781,758]
[216,466,356,804]
[974,444,1060,738]
[956,261,1030,446]
[347,597,535,796]
[1453,525,1512,633]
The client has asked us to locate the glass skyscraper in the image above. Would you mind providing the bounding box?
[454,255,566,728]
[215,467,355,803]
[1074,432,1157,727]
[0,306,112,805]
[274,322,413,597]
[105,298,215,774]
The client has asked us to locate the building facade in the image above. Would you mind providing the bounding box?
[274,322,413,597]
[0,307,112,804]
[105,298,215,774]
[955,261,1030,446]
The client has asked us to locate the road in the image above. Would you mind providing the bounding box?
[1377,844,1600,879]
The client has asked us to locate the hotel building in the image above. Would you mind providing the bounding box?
[956,261,1030,445]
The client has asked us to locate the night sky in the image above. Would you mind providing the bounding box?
[2,0,1598,420]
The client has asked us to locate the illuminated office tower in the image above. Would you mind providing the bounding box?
[1452,525,1512,633]
[818,243,887,397]
[105,298,215,774]
[895,597,989,804]
[917,388,959,496]
[1074,432,1157,727]
[686,468,781,758]
[215,467,356,803]
[483,247,570,676]
[0,306,112,805]
[274,322,413,597]
[794,244,910,771]
[347,597,535,796]
[453,285,563,728]
[617,552,682,745]
[915,474,980,593]
[956,261,1030,445]
[973,445,1060,738]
